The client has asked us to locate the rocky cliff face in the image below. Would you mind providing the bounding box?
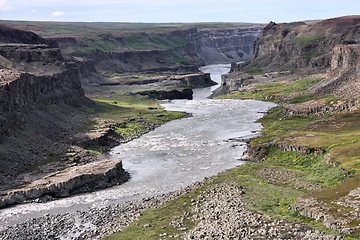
[0,26,96,191]
[187,27,262,64]
[87,45,201,74]
[232,16,360,72]
[50,26,263,77]
[307,44,360,99]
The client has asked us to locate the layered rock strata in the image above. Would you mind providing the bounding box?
[232,16,360,72]
[308,44,360,99]
[0,158,129,208]
[0,27,129,199]
[187,27,263,64]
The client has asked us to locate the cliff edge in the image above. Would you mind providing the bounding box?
[0,26,129,206]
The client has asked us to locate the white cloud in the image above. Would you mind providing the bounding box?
[52,10,64,16]
[29,9,37,14]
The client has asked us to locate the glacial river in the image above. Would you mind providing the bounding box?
[0,64,275,229]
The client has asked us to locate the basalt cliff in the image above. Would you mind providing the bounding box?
[187,27,262,64]
[0,26,130,206]
[46,26,263,78]
[223,16,360,98]
[233,16,360,72]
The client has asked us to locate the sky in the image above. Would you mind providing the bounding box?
[0,0,359,23]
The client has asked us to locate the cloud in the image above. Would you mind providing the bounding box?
[51,10,64,16]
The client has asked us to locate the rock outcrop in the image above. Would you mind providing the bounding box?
[86,46,201,74]
[232,16,360,72]
[308,44,360,99]
[0,25,51,45]
[137,88,193,100]
[187,27,263,64]
[295,185,360,236]
[0,26,129,197]
[0,157,129,208]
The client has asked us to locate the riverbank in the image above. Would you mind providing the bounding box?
[101,70,360,239]
[0,94,188,208]
[2,67,357,239]
[0,177,342,240]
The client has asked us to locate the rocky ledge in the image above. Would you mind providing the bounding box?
[185,182,340,240]
[0,157,129,208]
[295,187,360,236]
[136,88,193,100]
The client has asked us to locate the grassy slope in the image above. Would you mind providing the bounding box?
[79,95,187,152]
[102,76,360,239]
[221,76,360,238]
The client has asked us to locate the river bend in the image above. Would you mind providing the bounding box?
[0,64,275,229]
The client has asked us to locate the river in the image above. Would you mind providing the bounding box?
[0,64,276,235]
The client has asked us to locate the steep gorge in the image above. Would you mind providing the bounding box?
[47,26,263,77]
[187,27,262,64]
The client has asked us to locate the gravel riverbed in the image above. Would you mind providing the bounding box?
[0,179,343,240]
[0,182,202,240]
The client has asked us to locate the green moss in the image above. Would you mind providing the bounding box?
[114,122,144,137]
[0,55,13,69]
[171,52,189,64]
[290,35,326,46]
[87,150,101,156]
[267,147,349,188]
[279,51,288,57]
[303,51,326,60]
[288,94,339,104]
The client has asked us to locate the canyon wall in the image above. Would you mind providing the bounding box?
[187,27,262,64]
[50,26,263,75]
[307,44,360,99]
[232,16,360,72]
[0,26,94,191]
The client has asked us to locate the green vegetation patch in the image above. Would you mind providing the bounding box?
[278,111,360,172]
[252,106,323,145]
[104,151,345,239]
[221,77,324,102]
[103,185,207,240]
[266,147,349,188]
[171,52,189,64]
[279,51,288,57]
[114,122,144,137]
[0,55,13,69]
[288,94,340,104]
[290,35,327,46]
[303,51,326,60]
[122,33,190,51]
[81,95,187,143]
[71,31,190,55]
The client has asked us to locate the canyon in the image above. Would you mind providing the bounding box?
[0,22,262,207]
[2,15,360,239]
